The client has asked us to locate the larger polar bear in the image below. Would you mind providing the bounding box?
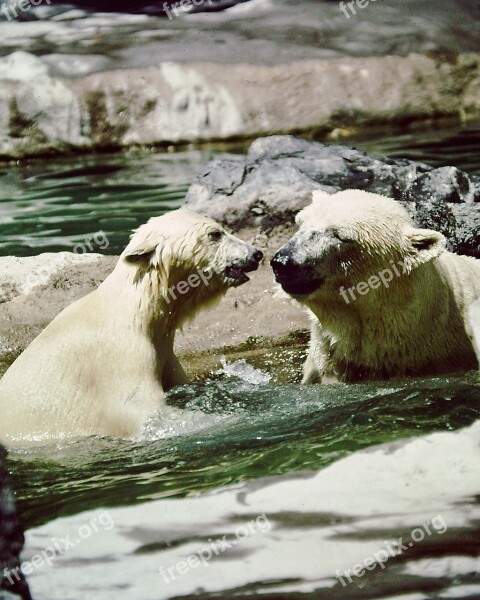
[271,189,480,383]
[0,210,262,445]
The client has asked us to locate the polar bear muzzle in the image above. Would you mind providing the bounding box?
[224,248,263,287]
[270,231,338,297]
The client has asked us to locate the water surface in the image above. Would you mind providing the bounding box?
[10,366,480,531]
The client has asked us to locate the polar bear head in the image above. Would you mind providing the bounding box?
[116,209,263,323]
[270,189,446,303]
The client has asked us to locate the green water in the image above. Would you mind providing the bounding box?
[9,370,480,530]
[0,149,243,257]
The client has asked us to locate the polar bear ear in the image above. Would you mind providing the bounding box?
[123,237,173,271]
[311,190,332,204]
[123,231,170,265]
[406,228,446,266]
[123,241,158,264]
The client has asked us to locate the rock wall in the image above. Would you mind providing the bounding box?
[1,51,480,159]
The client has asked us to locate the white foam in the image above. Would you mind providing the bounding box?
[138,405,231,441]
[0,50,48,81]
[215,356,271,385]
[0,20,68,47]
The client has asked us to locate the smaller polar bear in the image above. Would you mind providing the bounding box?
[271,189,480,383]
[0,210,262,445]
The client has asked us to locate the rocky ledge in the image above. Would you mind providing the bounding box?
[0,51,480,159]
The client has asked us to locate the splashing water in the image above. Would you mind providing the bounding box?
[215,356,272,386]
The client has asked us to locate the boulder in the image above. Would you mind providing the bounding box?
[185,135,480,257]
[0,253,116,369]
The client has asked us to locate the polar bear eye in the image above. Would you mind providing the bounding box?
[332,230,354,243]
[208,230,223,242]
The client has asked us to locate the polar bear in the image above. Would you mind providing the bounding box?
[0,210,262,445]
[271,189,480,383]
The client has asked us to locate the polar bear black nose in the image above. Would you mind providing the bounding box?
[270,250,297,278]
[243,248,263,271]
[240,248,263,273]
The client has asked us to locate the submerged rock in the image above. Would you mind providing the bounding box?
[185,135,480,257]
[0,51,480,159]
[0,447,31,600]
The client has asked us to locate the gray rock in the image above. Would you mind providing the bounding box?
[0,447,31,600]
[0,253,116,369]
[407,167,480,256]
[185,135,480,257]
